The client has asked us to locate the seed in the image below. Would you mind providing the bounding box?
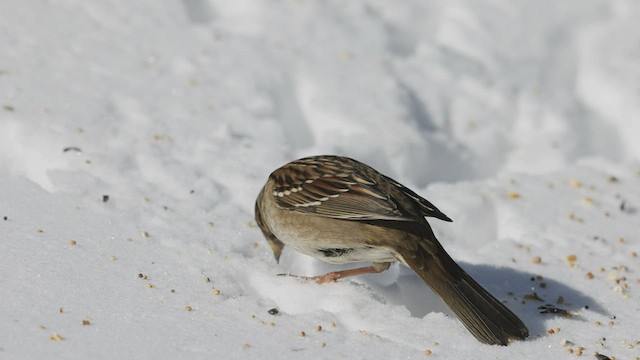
[267,308,278,315]
[582,197,594,205]
[508,191,521,199]
[50,333,65,341]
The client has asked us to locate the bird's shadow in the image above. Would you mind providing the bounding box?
[355,262,608,339]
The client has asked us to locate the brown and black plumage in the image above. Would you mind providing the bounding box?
[255,155,529,345]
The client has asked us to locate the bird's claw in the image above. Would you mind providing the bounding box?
[276,272,340,284]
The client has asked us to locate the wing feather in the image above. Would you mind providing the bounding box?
[270,157,411,221]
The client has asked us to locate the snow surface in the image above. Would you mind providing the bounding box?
[1,1,639,359]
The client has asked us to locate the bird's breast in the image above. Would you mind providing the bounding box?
[260,184,399,263]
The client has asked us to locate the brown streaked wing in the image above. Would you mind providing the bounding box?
[384,175,453,222]
[271,166,413,221]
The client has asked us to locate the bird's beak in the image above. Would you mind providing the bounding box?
[268,238,284,264]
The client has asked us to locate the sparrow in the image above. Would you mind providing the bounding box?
[255,155,528,345]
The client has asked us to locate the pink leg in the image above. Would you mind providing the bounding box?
[281,262,391,284]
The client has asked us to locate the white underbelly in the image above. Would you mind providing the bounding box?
[261,189,399,264]
[289,241,398,264]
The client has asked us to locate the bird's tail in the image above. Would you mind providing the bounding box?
[397,241,529,345]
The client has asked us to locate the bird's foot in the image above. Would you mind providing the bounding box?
[276,272,341,284]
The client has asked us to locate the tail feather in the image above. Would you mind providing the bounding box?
[398,243,529,345]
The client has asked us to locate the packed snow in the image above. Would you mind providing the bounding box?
[1,1,639,359]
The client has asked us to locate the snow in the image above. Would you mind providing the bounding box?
[1,1,639,359]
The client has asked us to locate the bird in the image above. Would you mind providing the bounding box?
[255,155,529,345]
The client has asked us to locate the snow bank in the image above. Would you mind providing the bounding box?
[1,1,639,359]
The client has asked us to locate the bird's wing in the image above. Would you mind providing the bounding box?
[269,157,413,221]
[383,175,452,222]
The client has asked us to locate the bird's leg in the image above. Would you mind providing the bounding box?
[309,262,391,284]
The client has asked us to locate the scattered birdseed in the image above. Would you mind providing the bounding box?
[146,284,155,288]
[316,325,322,332]
[582,197,594,205]
[185,306,193,311]
[62,146,82,153]
[37,229,44,234]
[299,331,306,337]
[567,213,584,223]
[269,322,275,328]
[171,289,175,293]
[242,343,251,349]
[586,272,595,279]
[138,273,146,279]
[538,304,569,316]
[201,273,211,283]
[2,216,7,221]
[68,240,77,246]
[567,254,578,262]
[212,289,221,295]
[50,333,65,341]
[556,296,565,304]
[109,256,117,261]
[330,322,336,327]
[508,191,521,199]
[102,195,109,203]
[140,231,150,238]
[560,339,575,346]
[594,353,612,360]
[569,179,582,188]
[594,321,602,326]
[82,320,91,326]
[524,292,544,302]
[267,308,279,315]
[532,256,542,264]
[424,349,432,356]
[321,342,327,348]
[59,307,64,313]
